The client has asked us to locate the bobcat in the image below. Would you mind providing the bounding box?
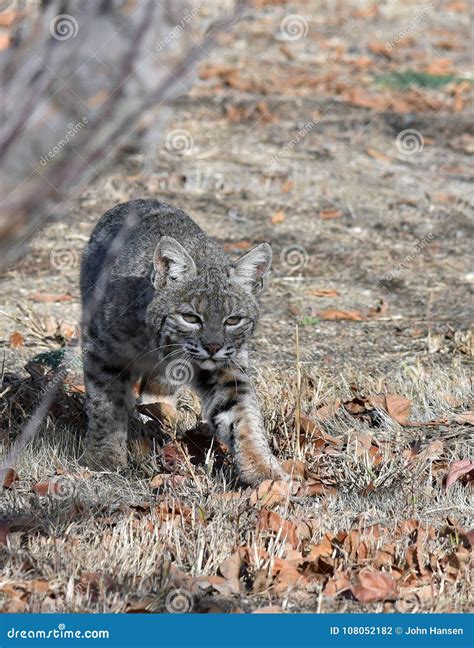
[80,199,286,485]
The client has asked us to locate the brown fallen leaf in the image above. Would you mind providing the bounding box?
[366,148,394,164]
[323,571,351,597]
[58,323,77,338]
[1,468,19,489]
[445,459,474,489]
[425,58,455,75]
[249,479,293,507]
[396,519,419,538]
[374,545,396,569]
[314,400,341,421]
[258,509,316,547]
[161,442,186,470]
[319,309,366,321]
[347,432,383,466]
[29,292,73,303]
[154,501,199,526]
[150,474,166,489]
[9,332,24,348]
[297,416,342,452]
[384,394,412,425]
[343,393,412,426]
[219,551,241,581]
[320,208,343,220]
[343,87,385,110]
[27,579,50,594]
[77,572,116,598]
[126,599,154,613]
[309,288,340,298]
[415,439,444,462]
[32,481,55,496]
[0,584,28,612]
[368,41,391,59]
[273,557,309,593]
[454,411,474,425]
[344,397,371,416]
[196,574,241,596]
[296,479,337,497]
[351,569,397,602]
[32,478,77,496]
[0,522,11,545]
[281,459,306,481]
[306,535,333,562]
[271,210,285,224]
[225,104,246,123]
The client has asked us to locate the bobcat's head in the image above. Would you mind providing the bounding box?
[148,237,271,369]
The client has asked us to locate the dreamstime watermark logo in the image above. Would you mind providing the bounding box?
[40,118,88,166]
[48,475,77,499]
[155,3,202,51]
[50,244,78,271]
[395,129,424,156]
[7,623,109,640]
[165,129,194,156]
[379,231,435,284]
[270,118,319,165]
[386,2,433,51]
[165,358,194,386]
[280,244,309,272]
[50,14,78,41]
[165,588,194,613]
[279,14,308,41]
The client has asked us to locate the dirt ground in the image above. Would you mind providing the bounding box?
[0,0,473,614]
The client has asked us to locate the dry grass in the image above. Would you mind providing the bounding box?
[0,362,472,613]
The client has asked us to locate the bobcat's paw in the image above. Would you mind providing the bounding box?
[239,458,289,487]
[81,443,128,471]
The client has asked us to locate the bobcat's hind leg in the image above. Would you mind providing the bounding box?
[137,374,178,427]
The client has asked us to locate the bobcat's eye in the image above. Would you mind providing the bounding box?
[225,316,242,327]
[181,313,202,325]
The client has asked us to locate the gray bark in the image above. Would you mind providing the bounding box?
[0,0,245,268]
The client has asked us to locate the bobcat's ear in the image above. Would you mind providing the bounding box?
[233,243,272,293]
[152,236,196,288]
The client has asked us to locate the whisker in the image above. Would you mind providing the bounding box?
[146,348,186,376]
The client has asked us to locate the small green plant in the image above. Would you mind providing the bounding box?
[298,315,320,326]
[375,70,462,90]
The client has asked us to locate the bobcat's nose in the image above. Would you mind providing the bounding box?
[204,343,221,357]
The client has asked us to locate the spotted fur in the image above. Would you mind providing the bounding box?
[80,199,285,485]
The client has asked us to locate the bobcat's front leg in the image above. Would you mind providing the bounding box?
[82,347,134,470]
[196,366,286,486]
